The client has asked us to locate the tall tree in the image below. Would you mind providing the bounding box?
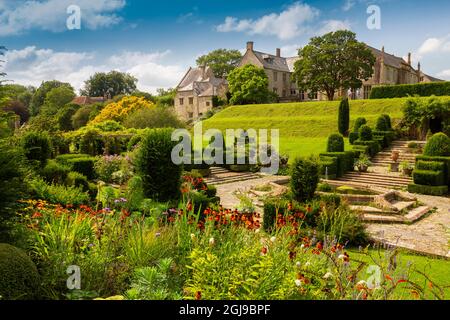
[41,86,76,115]
[196,49,242,78]
[30,80,72,116]
[81,71,137,98]
[293,30,376,101]
[338,98,350,136]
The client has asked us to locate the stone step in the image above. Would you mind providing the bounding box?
[321,179,396,191]
[362,214,405,223]
[391,200,416,212]
[205,174,261,185]
[350,205,396,215]
[337,179,407,189]
[337,177,408,187]
[404,206,430,222]
[343,172,413,183]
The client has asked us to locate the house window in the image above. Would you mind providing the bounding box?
[363,85,372,99]
[273,71,278,82]
[179,98,184,105]
[206,101,211,107]
[283,73,287,83]
[309,92,318,100]
[188,112,193,119]
[291,89,296,95]
[273,88,278,94]
[300,91,305,101]
[189,97,194,105]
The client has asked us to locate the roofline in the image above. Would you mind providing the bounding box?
[176,67,193,89]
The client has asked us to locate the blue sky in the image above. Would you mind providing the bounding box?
[1,0,450,93]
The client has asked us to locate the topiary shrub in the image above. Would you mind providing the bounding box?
[408,184,448,196]
[423,133,450,157]
[338,98,350,136]
[290,157,319,202]
[349,132,359,145]
[376,114,392,131]
[20,131,52,167]
[41,160,71,184]
[358,125,373,141]
[353,117,367,132]
[67,157,96,180]
[66,171,89,191]
[327,133,344,152]
[0,243,40,300]
[412,170,445,186]
[134,128,182,202]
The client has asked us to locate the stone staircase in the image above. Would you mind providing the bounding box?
[371,140,420,167]
[205,167,262,185]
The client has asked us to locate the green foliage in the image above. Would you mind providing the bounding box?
[370,82,450,99]
[125,176,145,211]
[66,171,89,191]
[415,155,450,186]
[376,114,392,131]
[66,157,96,180]
[320,152,355,177]
[2,100,30,124]
[358,125,373,141]
[21,131,52,167]
[227,64,276,105]
[423,133,450,157]
[412,170,445,186]
[348,132,359,145]
[353,117,367,132]
[94,155,131,184]
[290,157,319,202]
[56,103,80,131]
[327,133,344,152]
[134,128,182,202]
[41,160,71,184]
[124,107,184,129]
[81,71,137,98]
[338,98,350,135]
[293,30,375,101]
[0,243,40,300]
[196,49,242,78]
[416,161,445,172]
[71,103,104,130]
[353,140,380,157]
[319,156,338,179]
[41,86,76,116]
[30,80,72,116]
[408,183,448,196]
[29,178,89,205]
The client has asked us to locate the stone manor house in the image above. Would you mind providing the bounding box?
[175,41,442,121]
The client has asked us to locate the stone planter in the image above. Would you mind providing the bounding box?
[357,164,369,173]
[390,162,399,172]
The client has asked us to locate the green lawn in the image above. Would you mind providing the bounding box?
[201,97,417,159]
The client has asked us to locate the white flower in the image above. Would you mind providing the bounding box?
[323,272,333,280]
[304,261,311,267]
[296,261,301,268]
[357,280,367,286]
[338,254,346,260]
[295,279,302,287]
[270,236,277,243]
[300,244,305,249]
[255,229,260,234]
[209,237,215,246]
[190,233,196,240]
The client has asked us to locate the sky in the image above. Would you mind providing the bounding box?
[1,0,450,94]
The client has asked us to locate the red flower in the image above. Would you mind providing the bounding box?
[261,247,268,255]
[32,212,43,219]
[316,242,323,251]
[195,291,202,300]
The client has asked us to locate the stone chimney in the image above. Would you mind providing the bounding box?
[199,65,206,80]
[408,52,412,65]
[418,62,421,72]
[276,48,281,57]
[247,41,254,51]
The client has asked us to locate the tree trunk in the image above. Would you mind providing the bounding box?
[327,89,335,101]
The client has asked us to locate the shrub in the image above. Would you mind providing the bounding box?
[376,114,392,131]
[353,140,380,157]
[67,157,96,180]
[92,120,125,132]
[338,98,350,136]
[21,131,52,167]
[127,134,143,151]
[29,178,90,205]
[415,155,450,186]
[0,243,40,300]
[353,117,367,132]
[423,133,450,157]
[358,125,373,141]
[320,151,355,177]
[95,155,128,183]
[125,176,145,211]
[408,184,448,196]
[349,132,359,145]
[134,128,182,202]
[66,171,89,191]
[56,103,80,131]
[91,96,155,124]
[412,170,445,186]
[124,107,184,129]
[290,157,319,202]
[416,161,445,172]
[319,156,338,179]
[41,160,71,184]
[370,82,450,99]
[327,133,344,152]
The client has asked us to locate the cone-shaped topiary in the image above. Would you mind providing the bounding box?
[423,133,450,156]
[290,157,319,202]
[359,125,373,141]
[338,98,350,136]
[0,243,40,300]
[353,117,367,132]
[327,133,345,152]
[20,131,52,167]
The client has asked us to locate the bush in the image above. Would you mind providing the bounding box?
[376,114,392,131]
[353,140,380,157]
[29,178,90,205]
[358,125,373,141]
[290,157,319,202]
[320,151,355,177]
[370,82,450,99]
[319,156,338,179]
[327,133,344,152]
[408,184,448,196]
[416,161,445,172]
[127,134,143,151]
[423,133,450,157]
[66,157,96,180]
[66,171,89,191]
[95,155,128,183]
[0,243,40,300]
[56,103,80,131]
[412,170,445,186]
[338,98,349,136]
[41,160,71,184]
[415,155,450,186]
[353,117,367,132]
[134,128,182,202]
[21,131,52,167]
[349,132,359,145]
[124,107,184,129]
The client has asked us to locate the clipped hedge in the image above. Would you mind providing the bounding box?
[353,140,381,157]
[66,157,96,180]
[416,160,446,172]
[66,171,90,191]
[41,160,71,184]
[415,155,450,186]
[319,151,355,177]
[412,169,445,186]
[349,132,359,145]
[373,130,395,146]
[290,157,320,202]
[408,184,448,196]
[358,125,373,141]
[423,133,450,157]
[327,133,344,152]
[370,82,450,99]
[319,156,338,179]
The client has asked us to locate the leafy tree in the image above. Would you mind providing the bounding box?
[196,49,242,78]
[56,103,80,131]
[2,100,29,124]
[155,88,176,107]
[41,85,76,115]
[338,98,350,136]
[30,81,72,116]
[91,96,155,124]
[293,30,376,101]
[1,84,35,110]
[71,104,103,130]
[124,107,184,129]
[227,64,276,105]
[81,71,137,98]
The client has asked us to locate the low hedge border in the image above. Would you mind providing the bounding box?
[408,184,448,196]
[415,155,450,186]
[353,140,381,157]
[370,82,450,99]
[412,169,445,186]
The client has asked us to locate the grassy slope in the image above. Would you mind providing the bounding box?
[202,98,410,159]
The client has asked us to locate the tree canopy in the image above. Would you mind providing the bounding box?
[292,30,376,101]
[81,71,137,98]
[30,80,72,116]
[196,49,242,78]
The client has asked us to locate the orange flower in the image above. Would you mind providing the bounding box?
[261,247,268,255]
[32,212,43,219]
[195,291,202,300]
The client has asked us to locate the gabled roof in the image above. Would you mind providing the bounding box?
[72,96,105,105]
[252,51,291,72]
[367,46,409,69]
[177,66,227,97]
[419,71,445,82]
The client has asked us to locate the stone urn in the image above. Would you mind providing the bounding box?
[390,162,399,172]
[357,164,369,173]
[391,151,400,162]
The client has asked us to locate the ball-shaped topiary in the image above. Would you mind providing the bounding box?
[21,131,52,167]
[0,243,40,300]
[327,133,345,152]
[376,114,392,131]
[359,125,373,141]
[353,117,367,132]
[423,133,450,157]
[290,157,319,202]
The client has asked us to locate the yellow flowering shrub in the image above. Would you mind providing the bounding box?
[90,96,155,124]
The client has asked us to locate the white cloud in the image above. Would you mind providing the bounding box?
[342,0,356,11]
[437,69,450,80]
[415,35,450,59]
[0,0,126,36]
[280,44,302,57]
[3,46,185,94]
[316,20,351,36]
[216,2,319,40]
